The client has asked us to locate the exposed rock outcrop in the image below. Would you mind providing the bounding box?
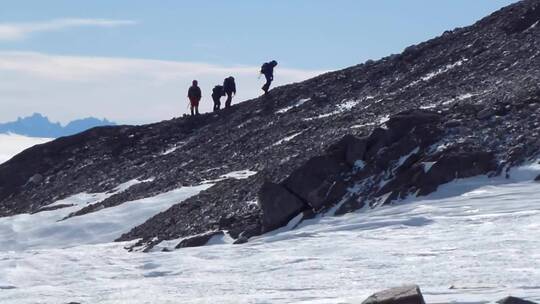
[362,285,426,304]
[175,231,224,249]
[497,296,538,304]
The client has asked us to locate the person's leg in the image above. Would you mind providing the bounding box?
[212,96,218,111]
[262,74,272,94]
[191,106,194,116]
[225,92,232,108]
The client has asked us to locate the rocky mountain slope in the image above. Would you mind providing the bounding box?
[0,0,539,251]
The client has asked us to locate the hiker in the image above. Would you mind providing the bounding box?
[211,84,225,112]
[261,60,278,94]
[187,80,202,116]
[223,76,237,108]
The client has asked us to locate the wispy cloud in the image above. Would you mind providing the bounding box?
[0,18,137,41]
[0,51,326,124]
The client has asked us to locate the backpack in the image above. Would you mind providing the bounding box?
[260,62,270,74]
[224,77,235,92]
[212,85,224,97]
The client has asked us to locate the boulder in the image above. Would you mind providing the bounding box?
[477,107,496,120]
[416,149,496,196]
[362,285,426,304]
[175,231,224,249]
[283,156,349,210]
[443,119,462,128]
[365,128,391,159]
[535,174,540,182]
[334,195,365,216]
[386,110,441,140]
[327,135,368,166]
[258,182,307,233]
[28,173,44,185]
[497,296,538,304]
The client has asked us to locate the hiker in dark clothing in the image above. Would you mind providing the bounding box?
[223,76,236,108]
[261,60,278,95]
[211,85,225,112]
[187,80,202,116]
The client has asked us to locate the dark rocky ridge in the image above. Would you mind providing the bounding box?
[1,0,539,250]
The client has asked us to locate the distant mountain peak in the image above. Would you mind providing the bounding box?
[0,113,116,138]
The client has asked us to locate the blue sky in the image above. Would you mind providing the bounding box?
[0,0,518,124]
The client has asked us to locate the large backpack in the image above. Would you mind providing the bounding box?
[212,85,224,97]
[260,62,270,74]
[224,77,235,92]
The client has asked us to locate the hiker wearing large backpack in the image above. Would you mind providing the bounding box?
[211,84,225,112]
[223,76,236,108]
[261,60,278,95]
[187,80,202,116]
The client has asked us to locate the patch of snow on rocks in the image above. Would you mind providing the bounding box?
[272,131,304,146]
[276,98,311,114]
[351,122,375,129]
[220,170,257,180]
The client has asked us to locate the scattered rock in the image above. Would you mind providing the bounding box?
[28,173,43,185]
[444,119,462,128]
[497,296,538,304]
[477,107,496,120]
[362,285,426,304]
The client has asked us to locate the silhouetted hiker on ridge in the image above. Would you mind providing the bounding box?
[211,84,225,112]
[261,60,278,95]
[187,80,202,116]
[223,76,237,108]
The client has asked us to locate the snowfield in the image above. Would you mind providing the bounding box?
[0,165,539,303]
[0,133,52,164]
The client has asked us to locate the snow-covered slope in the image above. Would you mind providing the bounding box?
[0,133,51,164]
[0,164,539,303]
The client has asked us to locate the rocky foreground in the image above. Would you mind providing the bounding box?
[0,0,540,251]
[362,285,537,304]
[63,285,539,304]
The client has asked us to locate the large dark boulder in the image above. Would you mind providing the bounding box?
[327,135,369,166]
[258,182,308,233]
[497,296,538,304]
[283,156,349,210]
[416,149,497,196]
[386,110,441,141]
[362,285,426,304]
[175,231,224,249]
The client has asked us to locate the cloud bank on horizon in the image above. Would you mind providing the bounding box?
[0,133,52,164]
[0,51,324,124]
[0,18,136,41]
